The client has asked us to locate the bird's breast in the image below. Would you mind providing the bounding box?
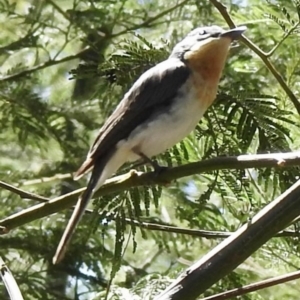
[117,75,219,161]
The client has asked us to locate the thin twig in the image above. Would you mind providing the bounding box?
[0,181,49,202]
[0,47,89,82]
[202,269,300,300]
[45,0,70,20]
[111,0,190,38]
[19,173,72,187]
[127,219,300,239]
[209,0,300,114]
[266,21,300,57]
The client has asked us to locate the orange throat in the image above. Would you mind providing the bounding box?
[185,39,232,108]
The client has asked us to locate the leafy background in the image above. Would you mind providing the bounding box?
[0,0,300,299]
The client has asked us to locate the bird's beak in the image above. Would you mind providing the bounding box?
[220,26,247,40]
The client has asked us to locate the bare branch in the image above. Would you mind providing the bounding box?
[0,48,89,82]
[127,219,300,239]
[0,151,300,233]
[155,179,300,300]
[0,177,298,239]
[202,270,300,300]
[19,173,72,187]
[0,181,49,202]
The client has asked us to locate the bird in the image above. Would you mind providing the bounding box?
[53,25,246,264]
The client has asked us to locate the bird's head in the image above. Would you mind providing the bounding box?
[170,25,246,82]
[170,25,246,60]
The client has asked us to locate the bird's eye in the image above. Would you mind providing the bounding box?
[210,32,220,38]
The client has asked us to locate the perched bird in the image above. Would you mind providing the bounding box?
[53,25,246,264]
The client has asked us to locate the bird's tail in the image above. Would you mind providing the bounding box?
[52,153,115,264]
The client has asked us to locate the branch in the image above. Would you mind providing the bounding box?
[45,0,70,20]
[0,47,90,82]
[111,0,190,38]
[19,173,72,187]
[202,270,300,300]
[0,181,49,202]
[1,0,189,82]
[209,0,300,115]
[0,177,298,239]
[0,151,300,232]
[266,21,300,57]
[127,219,300,239]
[155,179,300,300]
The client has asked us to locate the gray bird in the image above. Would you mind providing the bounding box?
[53,25,246,264]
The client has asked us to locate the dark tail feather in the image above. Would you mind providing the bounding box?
[52,157,109,264]
[52,185,94,264]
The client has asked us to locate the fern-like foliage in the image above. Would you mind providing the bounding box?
[70,34,168,87]
[266,0,300,30]
[215,90,295,152]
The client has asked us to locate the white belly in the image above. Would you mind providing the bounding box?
[116,77,214,162]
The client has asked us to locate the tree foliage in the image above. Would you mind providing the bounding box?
[0,0,300,299]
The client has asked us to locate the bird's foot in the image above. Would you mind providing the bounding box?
[133,150,171,185]
[149,162,170,186]
[140,154,168,175]
[152,162,168,176]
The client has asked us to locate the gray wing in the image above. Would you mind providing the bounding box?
[75,58,190,177]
